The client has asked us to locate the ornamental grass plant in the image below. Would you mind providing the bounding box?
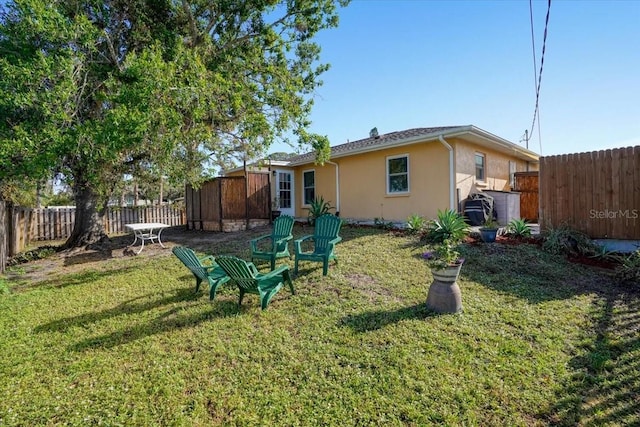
[422,238,464,270]
[423,209,469,244]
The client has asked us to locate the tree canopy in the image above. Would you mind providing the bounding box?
[0,0,346,247]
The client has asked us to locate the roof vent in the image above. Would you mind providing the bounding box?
[369,127,379,139]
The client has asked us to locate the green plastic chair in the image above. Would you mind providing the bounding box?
[214,256,295,310]
[294,214,343,276]
[172,246,230,298]
[250,215,295,270]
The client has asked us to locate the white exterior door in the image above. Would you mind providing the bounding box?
[276,170,295,217]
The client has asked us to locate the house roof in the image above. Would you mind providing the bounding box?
[288,125,539,165]
[223,125,539,174]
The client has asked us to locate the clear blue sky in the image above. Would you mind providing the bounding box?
[273,0,640,157]
[2,0,637,157]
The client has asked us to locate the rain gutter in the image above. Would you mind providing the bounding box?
[326,160,340,214]
[438,135,456,211]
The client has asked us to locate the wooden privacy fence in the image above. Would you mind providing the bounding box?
[186,173,270,232]
[1,205,186,260]
[540,146,640,239]
[102,205,185,234]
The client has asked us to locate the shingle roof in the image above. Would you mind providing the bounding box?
[289,126,464,165]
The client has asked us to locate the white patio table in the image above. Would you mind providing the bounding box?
[125,222,170,254]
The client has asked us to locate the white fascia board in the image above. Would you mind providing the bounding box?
[223,160,291,175]
[288,125,539,166]
[444,126,540,162]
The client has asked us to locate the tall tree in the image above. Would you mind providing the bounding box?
[0,0,344,248]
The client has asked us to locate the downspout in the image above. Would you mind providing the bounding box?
[438,135,456,211]
[326,160,340,215]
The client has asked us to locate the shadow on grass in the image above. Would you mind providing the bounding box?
[339,303,434,332]
[291,264,335,278]
[395,233,640,424]
[63,250,115,266]
[459,242,613,303]
[539,291,640,425]
[34,287,204,333]
[69,299,240,352]
[12,266,138,293]
[62,236,132,266]
[459,239,640,423]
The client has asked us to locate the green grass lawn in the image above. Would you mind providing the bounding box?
[1,226,638,426]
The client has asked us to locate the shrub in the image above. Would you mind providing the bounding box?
[590,244,623,263]
[615,250,640,284]
[406,214,426,234]
[542,224,597,256]
[424,209,469,244]
[480,217,499,230]
[422,238,464,270]
[374,217,395,230]
[506,218,532,238]
[306,196,335,225]
[7,246,58,266]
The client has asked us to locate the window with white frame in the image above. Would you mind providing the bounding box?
[475,153,485,181]
[387,155,409,193]
[303,170,315,205]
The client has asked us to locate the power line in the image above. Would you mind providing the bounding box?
[527,0,551,154]
[529,0,539,98]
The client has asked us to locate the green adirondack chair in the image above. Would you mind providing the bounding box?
[214,256,295,310]
[172,246,230,298]
[294,214,343,276]
[250,215,295,270]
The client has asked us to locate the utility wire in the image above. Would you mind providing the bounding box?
[529,0,538,100]
[521,0,538,150]
[528,0,551,154]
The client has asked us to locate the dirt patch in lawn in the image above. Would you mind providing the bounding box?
[4,225,271,286]
[346,273,402,303]
[566,253,620,270]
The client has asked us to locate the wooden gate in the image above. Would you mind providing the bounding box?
[513,172,539,222]
[185,173,270,231]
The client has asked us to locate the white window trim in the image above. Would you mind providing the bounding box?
[475,152,486,182]
[386,154,410,194]
[302,169,315,207]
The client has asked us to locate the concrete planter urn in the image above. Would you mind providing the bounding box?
[426,262,463,314]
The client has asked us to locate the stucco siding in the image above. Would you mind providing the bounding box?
[335,142,450,222]
[454,138,535,203]
[293,164,337,216]
[222,127,539,222]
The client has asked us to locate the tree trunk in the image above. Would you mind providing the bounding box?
[0,198,6,273]
[63,181,109,249]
